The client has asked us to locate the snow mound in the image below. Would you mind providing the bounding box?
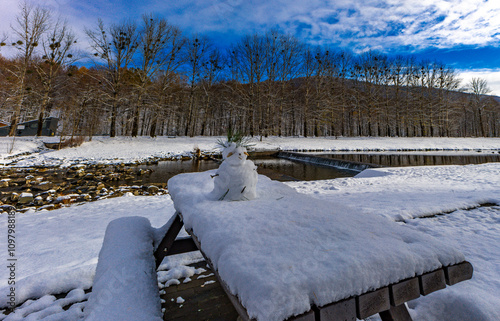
[168,171,466,321]
[83,216,162,321]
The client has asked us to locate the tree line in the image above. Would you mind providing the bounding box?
[1,2,499,139]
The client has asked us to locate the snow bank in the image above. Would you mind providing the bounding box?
[0,195,174,308]
[84,216,162,321]
[406,206,500,321]
[288,163,500,221]
[168,171,466,321]
[0,137,46,165]
[4,136,500,167]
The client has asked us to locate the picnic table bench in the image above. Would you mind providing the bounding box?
[156,171,473,321]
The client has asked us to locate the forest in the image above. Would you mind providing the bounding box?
[1,3,499,139]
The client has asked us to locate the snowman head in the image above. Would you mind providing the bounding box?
[223,143,249,166]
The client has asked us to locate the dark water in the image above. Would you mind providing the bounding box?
[132,157,357,185]
[252,157,357,181]
[128,152,500,185]
[317,152,500,167]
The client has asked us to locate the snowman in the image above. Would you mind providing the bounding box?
[210,142,258,201]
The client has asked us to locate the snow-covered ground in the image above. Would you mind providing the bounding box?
[0,136,499,320]
[1,136,499,166]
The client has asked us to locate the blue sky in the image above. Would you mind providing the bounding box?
[1,0,500,95]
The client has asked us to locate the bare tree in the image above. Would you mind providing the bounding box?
[35,18,77,136]
[184,35,211,136]
[199,48,225,136]
[8,1,50,136]
[131,13,183,137]
[230,33,266,136]
[86,19,139,137]
[467,77,491,136]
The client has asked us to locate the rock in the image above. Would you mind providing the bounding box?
[70,164,86,171]
[147,185,160,194]
[34,196,44,205]
[84,173,94,180]
[55,195,78,204]
[76,194,91,202]
[0,205,16,213]
[0,179,10,188]
[10,193,19,202]
[18,192,34,204]
[38,204,55,211]
[34,181,53,191]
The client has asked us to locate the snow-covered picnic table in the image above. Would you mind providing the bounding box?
[165,170,473,321]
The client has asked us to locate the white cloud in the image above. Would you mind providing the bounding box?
[458,68,500,96]
[1,0,499,68]
[289,0,500,52]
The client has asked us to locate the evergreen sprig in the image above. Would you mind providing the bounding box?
[216,128,253,149]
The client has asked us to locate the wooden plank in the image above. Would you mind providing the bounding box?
[356,287,390,319]
[316,297,356,321]
[389,277,420,307]
[154,212,184,269]
[284,310,315,321]
[379,304,413,321]
[166,237,198,256]
[444,261,473,285]
[419,269,446,295]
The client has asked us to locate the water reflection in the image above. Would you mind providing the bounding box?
[123,151,500,185]
[253,158,357,181]
[318,152,500,167]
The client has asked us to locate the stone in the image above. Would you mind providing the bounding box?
[147,185,160,194]
[34,196,44,205]
[34,181,53,191]
[18,192,34,204]
[77,194,92,202]
[84,173,95,180]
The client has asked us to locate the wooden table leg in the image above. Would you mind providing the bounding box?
[379,304,413,321]
[154,212,184,269]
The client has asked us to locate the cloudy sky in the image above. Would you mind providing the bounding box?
[1,0,500,95]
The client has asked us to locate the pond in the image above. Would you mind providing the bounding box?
[314,151,500,167]
[132,156,358,185]
[132,151,500,185]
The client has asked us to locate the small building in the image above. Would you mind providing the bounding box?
[0,117,58,136]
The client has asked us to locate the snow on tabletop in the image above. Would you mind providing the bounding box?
[168,171,466,321]
[83,216,162,321]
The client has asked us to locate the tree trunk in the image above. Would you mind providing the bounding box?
[110,92,118,137]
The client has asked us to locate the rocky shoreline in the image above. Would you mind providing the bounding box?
[0,163,169,212]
